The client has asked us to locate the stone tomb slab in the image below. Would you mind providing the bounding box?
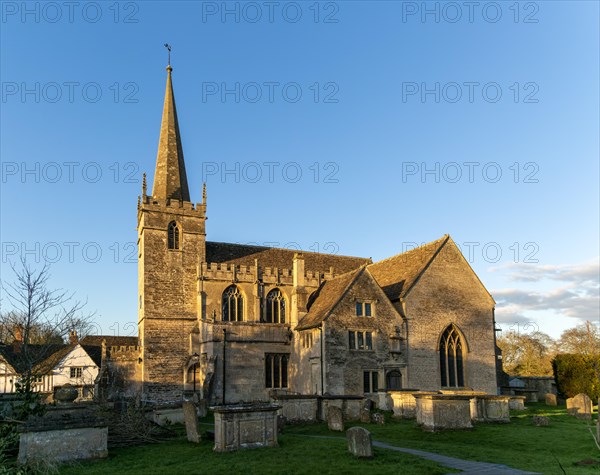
[508,396,526,411]
[213,403,280,452]
[18,404,108,465]
[473,396,511,423]
[415,394,473,432]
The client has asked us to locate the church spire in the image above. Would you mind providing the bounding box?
[151,52,190,203]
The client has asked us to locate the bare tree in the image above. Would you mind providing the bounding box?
[0,258,95,392]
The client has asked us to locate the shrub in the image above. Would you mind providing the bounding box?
[552,353,600,400]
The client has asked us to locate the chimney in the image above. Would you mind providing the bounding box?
[14,324,24,343]
[69,330,78,345]
[12,324,24,353]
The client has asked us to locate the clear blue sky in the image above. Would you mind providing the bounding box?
[1,1,598,339]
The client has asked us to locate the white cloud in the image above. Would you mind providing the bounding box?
[491,259,600,329]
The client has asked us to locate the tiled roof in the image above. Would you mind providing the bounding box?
[33,345,76,375]
[0,343,65,374]
[80,335,138,347]
[368,235,449,301]
[206,241,370,275]
[296,266,366,330]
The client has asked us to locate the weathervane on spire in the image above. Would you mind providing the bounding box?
[164,43,172,66]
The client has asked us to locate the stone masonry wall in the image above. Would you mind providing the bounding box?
[404,241,497,394]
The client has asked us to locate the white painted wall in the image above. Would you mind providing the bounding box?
[50,344,99,400]
[0,358,17,393]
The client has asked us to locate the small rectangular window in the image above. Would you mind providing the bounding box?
[365,303,372,317]
[363,371,379,393]
[265,353,289,389]
[349,331,356,349]
[70,367,82,379]
[366,332,373,350]
[363,371,370,393]
[356,302,363,316]
[357,332,364,350]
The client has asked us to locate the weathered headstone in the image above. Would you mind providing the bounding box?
[197,399,208,418]
[545,393,557,406]
[566,397,577,415]
[533,416,549,427]
[327,406,344,432]
[572,393,592,420]
[371,412,385,425]
[182,401,201,443]
[277,415,285,434]
[360,409,371,423]
[346,427,372,458]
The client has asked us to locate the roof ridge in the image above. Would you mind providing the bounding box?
[207,241,371,262]
[296,265,367,330]
[369,234,449,267]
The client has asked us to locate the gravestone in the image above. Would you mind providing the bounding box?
[572,393,592,420]
[182,401,200,443]
[327,406,344,432]
[533,416,549,427]
[346,427,372,458]
[545,394,557,406]
[360,409,371,423]
[566,397,577,415]
[371,413,385,425]
[197,399,208,418]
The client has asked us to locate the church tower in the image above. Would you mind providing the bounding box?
[137,62,206,403]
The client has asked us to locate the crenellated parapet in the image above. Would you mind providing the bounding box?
[107,345,142,361]
[200,262,334,287]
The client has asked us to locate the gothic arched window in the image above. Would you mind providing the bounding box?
[168,221,180,250]
[439,325,465,388]
[265,288,286,323]
[386,370,402,390]
[222,285,244,322]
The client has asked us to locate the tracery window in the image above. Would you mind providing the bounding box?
[168,221,180,250]
[222,285,244,322]
[439,325,465,387]
[265,288,286,323]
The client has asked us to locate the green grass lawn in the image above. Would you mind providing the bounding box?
[56,403,598,475]
[286,403,600,475]
[58,430,452,475]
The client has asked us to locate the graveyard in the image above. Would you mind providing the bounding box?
[48,402,599,475]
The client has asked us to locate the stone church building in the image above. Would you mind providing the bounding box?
[128,64,501,405]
